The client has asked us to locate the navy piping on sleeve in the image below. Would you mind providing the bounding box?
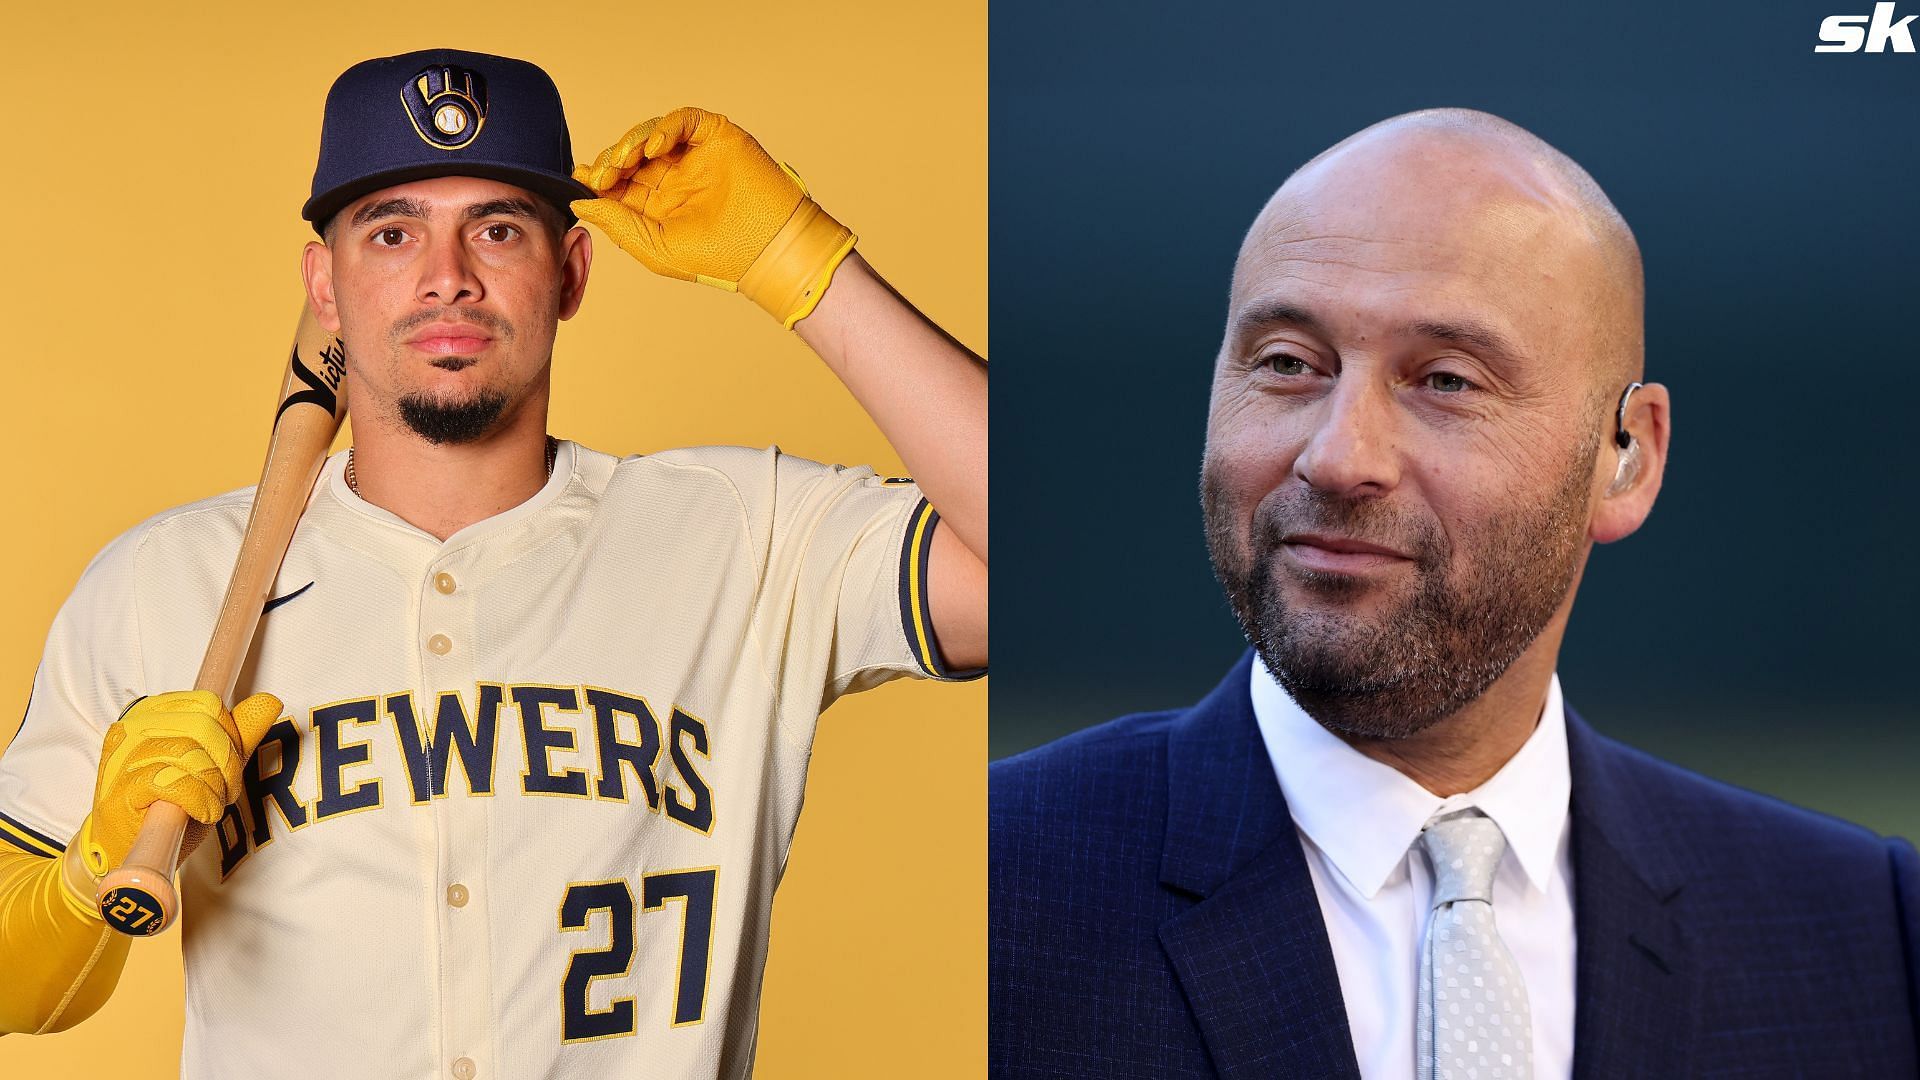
[896,498,986,682]
[0,807,64,858]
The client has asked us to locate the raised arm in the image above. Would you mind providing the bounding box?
[573,107,987,670]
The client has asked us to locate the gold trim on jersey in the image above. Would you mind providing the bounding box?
[897,498,987,682]
[663,708,716,837]
[906,500,940,673]
[242,718,312,850]
[582,685,665,812]
[516,683,594,800]
[312,695,386,822]
[557,878,640,1044]
[645,866,721,1028]
[0,809,62,858]
[210,681,727,880]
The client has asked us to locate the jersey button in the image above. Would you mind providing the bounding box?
[434,572,457,595]
[427,634,453,656]
[450,1057,476,1080]
[447,883,469,908]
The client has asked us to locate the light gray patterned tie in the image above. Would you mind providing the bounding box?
[1414,809,1533,1080]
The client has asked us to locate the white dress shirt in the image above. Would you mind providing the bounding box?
[1250,659,1576,1079]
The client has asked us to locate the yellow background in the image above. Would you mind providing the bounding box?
[0,3,984,1076]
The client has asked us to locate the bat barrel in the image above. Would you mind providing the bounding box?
[96,306,347,937]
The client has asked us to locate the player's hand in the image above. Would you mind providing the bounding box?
[572,107,857,328]
[78,690,283,876]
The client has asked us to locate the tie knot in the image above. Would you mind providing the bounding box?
[1417,809,1505,907]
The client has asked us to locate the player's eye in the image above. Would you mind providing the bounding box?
[1425,371,1476,393]
[480,223,520,243]
[1265,353,1313,377]
[371,227,408,247]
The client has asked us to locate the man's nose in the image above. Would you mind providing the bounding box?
[1292,378,1402,496]
[416,234,484,305]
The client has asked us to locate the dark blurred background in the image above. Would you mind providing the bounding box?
[990,0,1920,840]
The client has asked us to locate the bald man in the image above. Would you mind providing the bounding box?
[989,110,1920,1078]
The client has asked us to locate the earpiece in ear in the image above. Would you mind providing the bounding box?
[1607,437,1641,496]
[1606,380,1645,496]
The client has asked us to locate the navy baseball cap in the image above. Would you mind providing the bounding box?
[303,49,594,233]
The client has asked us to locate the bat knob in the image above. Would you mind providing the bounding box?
[98,870,177,937]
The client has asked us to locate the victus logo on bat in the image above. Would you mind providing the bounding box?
[316,338,347,390]
[276,338,347,427]
[1818,2,1917,51]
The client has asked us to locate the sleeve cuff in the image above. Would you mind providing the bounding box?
[897,498,986,682]
[0,808,65,858]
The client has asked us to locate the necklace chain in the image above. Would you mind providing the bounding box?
[346,436,558,496]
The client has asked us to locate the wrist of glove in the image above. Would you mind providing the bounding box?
[572,106,857,328]
[738,195,856,328]
[87,690,283,882]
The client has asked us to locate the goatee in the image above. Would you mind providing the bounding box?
[398,389,511,445]
[1201,434,1596,740]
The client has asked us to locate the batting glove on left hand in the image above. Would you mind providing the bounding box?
[572,107,857,328]
[78,690,284,877]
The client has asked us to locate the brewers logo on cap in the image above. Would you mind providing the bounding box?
[402,65,488,150]
[306,49,589,229]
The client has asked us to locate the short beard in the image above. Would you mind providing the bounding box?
[397,389,510,445]
[380,306,523,445]
[1201,434,1596,740]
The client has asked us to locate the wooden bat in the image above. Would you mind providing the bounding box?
[95,306,348,937]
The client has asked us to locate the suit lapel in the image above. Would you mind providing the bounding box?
[1565,710,1699,1079]
[1157,653,1362,1079]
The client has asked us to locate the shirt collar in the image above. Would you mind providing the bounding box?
[1250,657,1570,899]
[325,439,580,549]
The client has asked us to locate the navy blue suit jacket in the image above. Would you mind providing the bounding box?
[990,653,1920,1077]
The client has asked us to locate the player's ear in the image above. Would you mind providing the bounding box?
[302,241,342,335]
[1589,380,1670,544]
[558,225,592,322]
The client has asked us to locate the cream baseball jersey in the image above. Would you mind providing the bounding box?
[0,440,973,1079]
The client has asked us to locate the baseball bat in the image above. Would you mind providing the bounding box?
[95,305,349,937]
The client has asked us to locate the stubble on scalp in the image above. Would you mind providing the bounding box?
[1201,428,1598,739]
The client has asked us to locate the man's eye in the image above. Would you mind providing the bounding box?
[372,228,407,247]
[482,223,519,242]
[1426,372,1475,393]
[1266,354,1312,376]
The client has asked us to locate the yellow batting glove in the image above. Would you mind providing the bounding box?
[77,690,284,878]
[572,107,857,329]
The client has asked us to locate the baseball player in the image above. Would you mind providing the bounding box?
[0,48,985,1078]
